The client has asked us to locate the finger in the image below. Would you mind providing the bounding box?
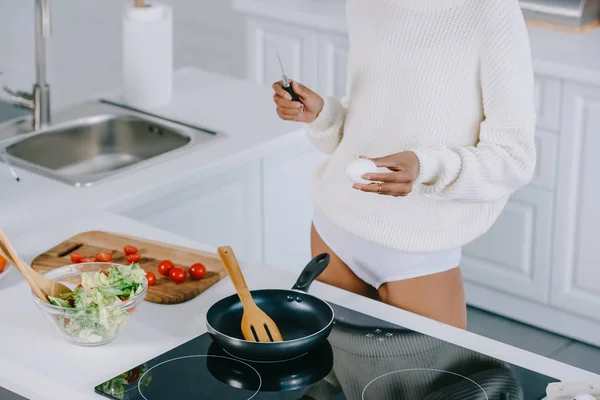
[273,94,303,110]
[277,107,301,120]
[291,80,310,97]
[363,170,414,184]
[272,81,292,101]
[277,112,299,121]
[352,182,412,197]
[362,155,403,170]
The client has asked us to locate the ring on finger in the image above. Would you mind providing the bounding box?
[378,184,383,194]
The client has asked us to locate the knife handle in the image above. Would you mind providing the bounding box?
[283,82,301,103]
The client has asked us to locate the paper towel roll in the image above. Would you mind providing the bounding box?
[122,3,173,109]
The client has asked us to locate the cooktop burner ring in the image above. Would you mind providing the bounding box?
[222,348,309,364]
[137,355,262,400]
[361,368,489,400]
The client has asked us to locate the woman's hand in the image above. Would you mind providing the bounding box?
[272,80,324,123]
[353,152,420,197]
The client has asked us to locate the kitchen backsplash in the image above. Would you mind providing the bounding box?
[0,0,246,109]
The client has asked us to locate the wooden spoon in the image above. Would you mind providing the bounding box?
[218,246,283,343]
[0,228,71,303]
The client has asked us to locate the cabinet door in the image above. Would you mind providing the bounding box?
[551,83,600,321]
[533,75,562,131]
[247,17,318,89]
[117,162,263,264]
[262,137,329,273]
[461,187,554,303]
[317,33,349,98]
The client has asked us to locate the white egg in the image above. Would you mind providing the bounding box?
[574,394,596,400]
[345,159,378,184]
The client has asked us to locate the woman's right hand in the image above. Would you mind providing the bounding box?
[272,80,324,123]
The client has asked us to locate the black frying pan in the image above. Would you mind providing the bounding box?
[206,253,333,361]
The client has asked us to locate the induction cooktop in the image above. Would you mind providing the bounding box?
[95,302,558,400]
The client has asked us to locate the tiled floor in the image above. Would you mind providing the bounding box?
[1,306,598,399]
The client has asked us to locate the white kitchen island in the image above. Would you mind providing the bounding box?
[0,211,597,400]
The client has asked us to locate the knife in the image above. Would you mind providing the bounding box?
[276,52,301,103]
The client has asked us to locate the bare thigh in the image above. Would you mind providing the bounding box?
[311,224,378,300]
[378,268,467,329]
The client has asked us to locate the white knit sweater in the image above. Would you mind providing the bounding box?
[306,0,536,252]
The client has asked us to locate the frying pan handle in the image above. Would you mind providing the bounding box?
[291,253,330,293]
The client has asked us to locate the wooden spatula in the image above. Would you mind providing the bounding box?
[218,246,283,343]
[0,228,71,303]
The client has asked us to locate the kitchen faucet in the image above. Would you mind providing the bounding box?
[3,0,51,131]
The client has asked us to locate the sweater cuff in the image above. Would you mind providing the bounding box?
[412,147,462,186]
[304,97,339,135]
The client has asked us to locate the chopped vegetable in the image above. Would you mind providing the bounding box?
[169,267,186,283]
[123,245,138,255]
[189,263,206,279]
[96,252,112,262]
[158,260,174,276]
[126,253,141,263]
[48,263,146,344]
[70,252,85,263]
[0,255,6,274]
[81,257,96,263]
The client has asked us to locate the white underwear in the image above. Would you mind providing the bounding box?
[313,209,462,289]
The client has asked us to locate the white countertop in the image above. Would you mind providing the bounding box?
[0,211,598,400]
[232,0,600,86]
[0,67,305,239]
[0,65,598,400]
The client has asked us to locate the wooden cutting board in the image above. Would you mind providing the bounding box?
[31,231,226,305]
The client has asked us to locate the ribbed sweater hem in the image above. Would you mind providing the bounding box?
[312,179,506,252]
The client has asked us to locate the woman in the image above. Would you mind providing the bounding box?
[272,0,535,329]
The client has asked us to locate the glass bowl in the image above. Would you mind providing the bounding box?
[32,262,148,347]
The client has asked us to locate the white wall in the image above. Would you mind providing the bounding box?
[0,0,246,108]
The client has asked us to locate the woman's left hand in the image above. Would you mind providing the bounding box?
[353,151,420,197]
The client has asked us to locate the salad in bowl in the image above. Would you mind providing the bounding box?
[33,262,148,346]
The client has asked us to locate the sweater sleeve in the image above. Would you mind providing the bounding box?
[411,1,536,203]
[303,64,351,154]
[303,96,348,154]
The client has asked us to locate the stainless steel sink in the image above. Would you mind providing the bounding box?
[0,101,222,187]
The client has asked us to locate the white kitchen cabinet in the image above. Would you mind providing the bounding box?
[262,136,329,273]
[317,33,349,98]
[246,17,318,89]
[530,128,558,190]
[533,75,562,132]
[115,162,263,264]
[237,7,600,345]
[462,186,554,303]
[550,83,600,322]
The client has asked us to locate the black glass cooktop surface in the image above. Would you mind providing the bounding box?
[95,303,557,400]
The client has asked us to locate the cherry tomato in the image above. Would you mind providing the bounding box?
[126,253,141,263]
[189,263,206,279]
[169,267,186,283]
[96,252,112,262]
[0,255,6,274]
[158,260,175,276]
[69,252,86,263]
[145,271,156,286]
[81,257,96,263]
[124,245,138,255]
